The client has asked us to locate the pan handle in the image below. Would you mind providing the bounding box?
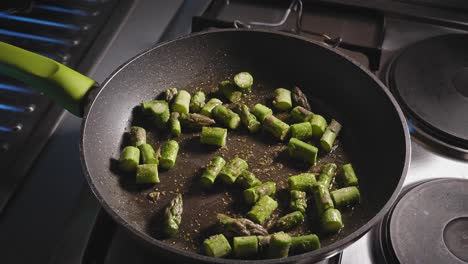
[0,41,96,117]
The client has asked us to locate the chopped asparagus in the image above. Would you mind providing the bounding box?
[179,113,216,130]
[317,163,337,189]
[164,87,178,102]
[200,156,226,188]
[212,105,241,130]
[119,146,140,172]
[235,170,262,189]
[312,183,334,216]
[219,157,248,184]
[292,86,311,110]
[200,126,228,147]
[203,234,232,258]
[290,190,307,214]
[171,90,191,114]
[138,143,158,164]
[159,140,179,169]
[247,195,278,224]
[275,211,304,230]
[321,208,343,233]
[217,214,268,237]
[320,119,342,152]
[130,126,146,147]
[243,181,276,204]
[169,112,181,137]
[136,164,159,184]
[200,98,222,117]
[219,80,242,103]
[290,234,321,253]
[141,100,170,128]
[273,88,292,111]
[263,114,290,141]
[331,186,360,208]
[235,103,261,133]
[190,91,206,113]
[288,173,316,192]
[234,72,253,92]
[163,194,183,237]
[290,106,313,123]
[341,163,359,187]
[290,122,313,140]
[288,137,318,165]
[310,114,327,138]
[267,232,292,258]
[233,236,258,258]
[252,103,273,122]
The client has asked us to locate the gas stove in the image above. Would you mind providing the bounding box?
[1,1,468,263]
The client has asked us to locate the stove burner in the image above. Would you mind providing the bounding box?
[387,34,468,151]
[375,178,468,264]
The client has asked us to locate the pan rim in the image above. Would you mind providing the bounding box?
[80,28,411,263]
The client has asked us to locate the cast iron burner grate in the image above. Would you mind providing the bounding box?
[387,34,468,155]
[374,178,468,264]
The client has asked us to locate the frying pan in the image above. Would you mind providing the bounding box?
[0,29,410,263]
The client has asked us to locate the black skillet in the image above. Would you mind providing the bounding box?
[0,29,410,263]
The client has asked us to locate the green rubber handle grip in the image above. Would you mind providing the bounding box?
[0,41,96,116]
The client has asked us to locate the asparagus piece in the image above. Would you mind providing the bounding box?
[317,163,338,189]
[252,103,273,122]
[275,211,304,230]
[321,208,343,233]
[138,143,158,164]
[247,195,278,224]
[136,164,159,184]
[219,157,248,184]
[159,140,179,169]
[331,187,360,208]
[171,90,191,114]
[200,156,226,188]
[212,105,241,130]
[290,234,321,253]
[235,170,262,189]
[290,122,313,140]
[179,113,216,130]
[219,80,242,103]
[320,119,342,152]
[312,183,334,216]
[234,72,253,92]
[203,234,232,258]
[141,100,170,128]
[164,87,178,102]
[288,137,318,165]
[200,98,223,117]
[341,163,359,187]
[292,86,311,110]
[130,126,146,147]
[217,214,268,237]
[267,232,292,258]
[169,112,181,137]
[200,127,227,147]
[119,146,140,172]
[257,235,271,253]
[310,114,327,138]
[163,194,183,237]
[243,181,276,205]
[234,103,261,133]
[233,236,258,258]
[189,91,206,113]
[273,88,292,111]
[288,173,316,192]
[290,190,307,214]
[263,114,290,141]
[290,106,313,123]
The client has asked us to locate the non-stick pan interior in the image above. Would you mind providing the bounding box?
[82,30,408,263]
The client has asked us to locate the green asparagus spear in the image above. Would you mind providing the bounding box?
[200,98,223,117]
[141,100,170,128]
[234,72,253,92]
[200,126,227,147]
[267,232,292,258]
[219,80,242,103]
[130,126,146,147]
[200,156,226,188]
[252,103,273,122]
[243,181,276,205]
[290,190,307,214]
[219,158,248,184]
[263,114,290,141]
[292,86,311,110]
[203,234,232,258]
[235,170,262,189]
[321,208,343,233]
[341,163,359,186]
[164,87,178,102]
[288,173,316,192]
[273,88,292,111]
[136,164,159,184]
[234,103,261,133]
[290,234,321,253]
[247,195,278,224]
[119,146,140,172]
[317,163,337,189]
[310,114,327,138]
[290,106,313,123]
[331,187,360,208]
[138,143,158,164]
[233,236,258,258]
[257,235,271,253]
[288,137,318,165]
[169,112,181,137]
[163,194,183,237]
[320,119,342,152]
[159,140,179,169]
[217,214,268,237]
[172,90,191,114]
[290,122,313,140]
[275,211,304,230]
[212,105,241,130]
[189,91,206,113]
[312,183,334,216]
[179,113,216,130]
